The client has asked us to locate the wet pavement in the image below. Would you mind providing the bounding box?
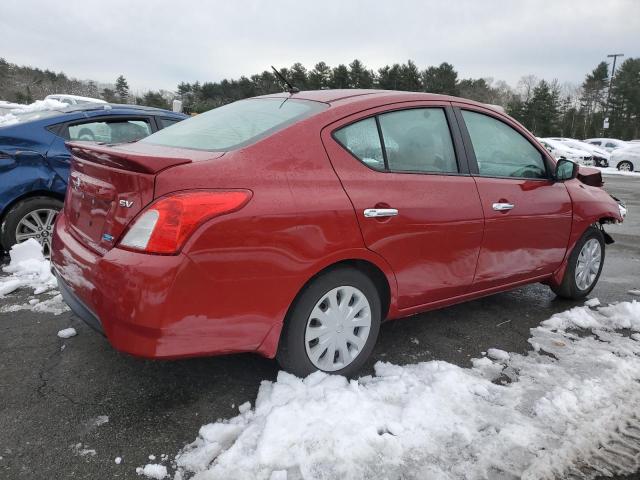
[1,174,639,479]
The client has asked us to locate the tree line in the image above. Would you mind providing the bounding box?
[1,57,638,140]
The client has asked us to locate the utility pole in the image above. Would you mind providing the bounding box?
[603,53,624,133]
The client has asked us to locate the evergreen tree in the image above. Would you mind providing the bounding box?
[377,64,402,90]
[289,63,308,90]
[348,59,374,88]
[398,60,422,91]
[330,64,350,88]
[115,75,129,103]
[101,88,117,103]
[141,91,169,109]
[608,58,640,139]
[308,62,332,89]
[422,62,458,95]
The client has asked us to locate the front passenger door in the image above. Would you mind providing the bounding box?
[456,107,572,290]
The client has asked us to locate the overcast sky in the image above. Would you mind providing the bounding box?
[2,0,638,93]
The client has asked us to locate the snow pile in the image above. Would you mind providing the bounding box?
[136,464,167,479]
[57,327,77,338]
[0,98,66,126]
[175,302,640,480]
[0,239,68,314]
[595,166,640,178]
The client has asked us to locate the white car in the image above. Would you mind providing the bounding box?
[611,145,640,172]
[538,138,594,166]
[583,138,629,152]
[45,94,107,105]
[548,137,610,167]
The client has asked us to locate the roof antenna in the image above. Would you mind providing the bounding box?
[271,65,299,94]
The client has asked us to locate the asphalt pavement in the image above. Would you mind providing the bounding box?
[1,174,639,479]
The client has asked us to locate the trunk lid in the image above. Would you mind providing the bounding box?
[64,142,222,255]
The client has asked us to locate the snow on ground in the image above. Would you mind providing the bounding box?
[0,98,66,126]
[172,301,640,480]
[0,239,68,315]
[595,166,640,178]
[57,327,77,338]
[136,464,168,479]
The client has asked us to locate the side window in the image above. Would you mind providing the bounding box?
[378,108,457,173]
[333,117,385,170]
[462,110,547,179]
[605,142,616,148]
[158,117,181,129]
[590,141,601,146]
[68,119,151,143]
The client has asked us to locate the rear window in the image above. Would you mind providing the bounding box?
[141,98,326,151]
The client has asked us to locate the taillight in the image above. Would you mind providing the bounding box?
[118,190,252,254]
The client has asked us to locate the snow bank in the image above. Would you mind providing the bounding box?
[0,98,66,126]
[0,239,68,314]
[595,166,640,178]
[174,301,640,480]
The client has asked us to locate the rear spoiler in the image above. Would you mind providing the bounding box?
[67,142,192,174]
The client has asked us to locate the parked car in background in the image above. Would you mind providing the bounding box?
[584,138,629,152]
[45,94,107,106]
[0,103,187,254]
[547,137,609,167]
[610,144,640,172]
[51,90,625,377]
[538,138,594,166]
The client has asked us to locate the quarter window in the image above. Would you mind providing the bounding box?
[462,110,547,179]
[333,117,385,170]
[378,108,457,173]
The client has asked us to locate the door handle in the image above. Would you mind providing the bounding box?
[492,202,515,211]
[364,208,399,218]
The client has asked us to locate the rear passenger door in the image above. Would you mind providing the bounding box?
[322,102,484,310]
[454,105,572,290]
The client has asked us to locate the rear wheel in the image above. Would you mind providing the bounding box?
[277,267,381,378]
[0,197,63,256]
[617,160,634,172]
[551,226,605,300]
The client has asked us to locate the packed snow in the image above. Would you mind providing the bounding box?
[595,166,640,178]
[0,98,66,126]
[584,297,600,307]
[57,327,77,338]
[136,464,167,479]
[0,239,68,315]
[173,301,640,480]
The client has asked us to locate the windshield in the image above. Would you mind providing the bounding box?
[141,98,326,151]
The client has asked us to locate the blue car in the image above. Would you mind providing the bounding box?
[0,103,187,255]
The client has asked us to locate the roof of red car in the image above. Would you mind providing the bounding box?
[257,89,459,105]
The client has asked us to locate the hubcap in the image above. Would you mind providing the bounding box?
[305,285,372,372]
[15,208,59,257]
[619,162,632,172]
[575,238,602,291]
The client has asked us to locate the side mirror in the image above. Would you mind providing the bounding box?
[555,158,579,181]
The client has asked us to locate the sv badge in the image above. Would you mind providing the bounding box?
[119,199,134,208]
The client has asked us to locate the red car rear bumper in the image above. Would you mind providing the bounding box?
[51,213,280,359]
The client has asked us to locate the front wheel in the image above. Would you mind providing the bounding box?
[0,196,63,256]
[551,226,605,300]
[617,160,634,172]
[277,267,382,378]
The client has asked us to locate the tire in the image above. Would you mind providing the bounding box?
[0,196,63,256]
[551,226,605,300]
[276,267,382,378]
[617,160,634,172]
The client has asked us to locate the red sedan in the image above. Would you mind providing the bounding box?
[51,90,625,376]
